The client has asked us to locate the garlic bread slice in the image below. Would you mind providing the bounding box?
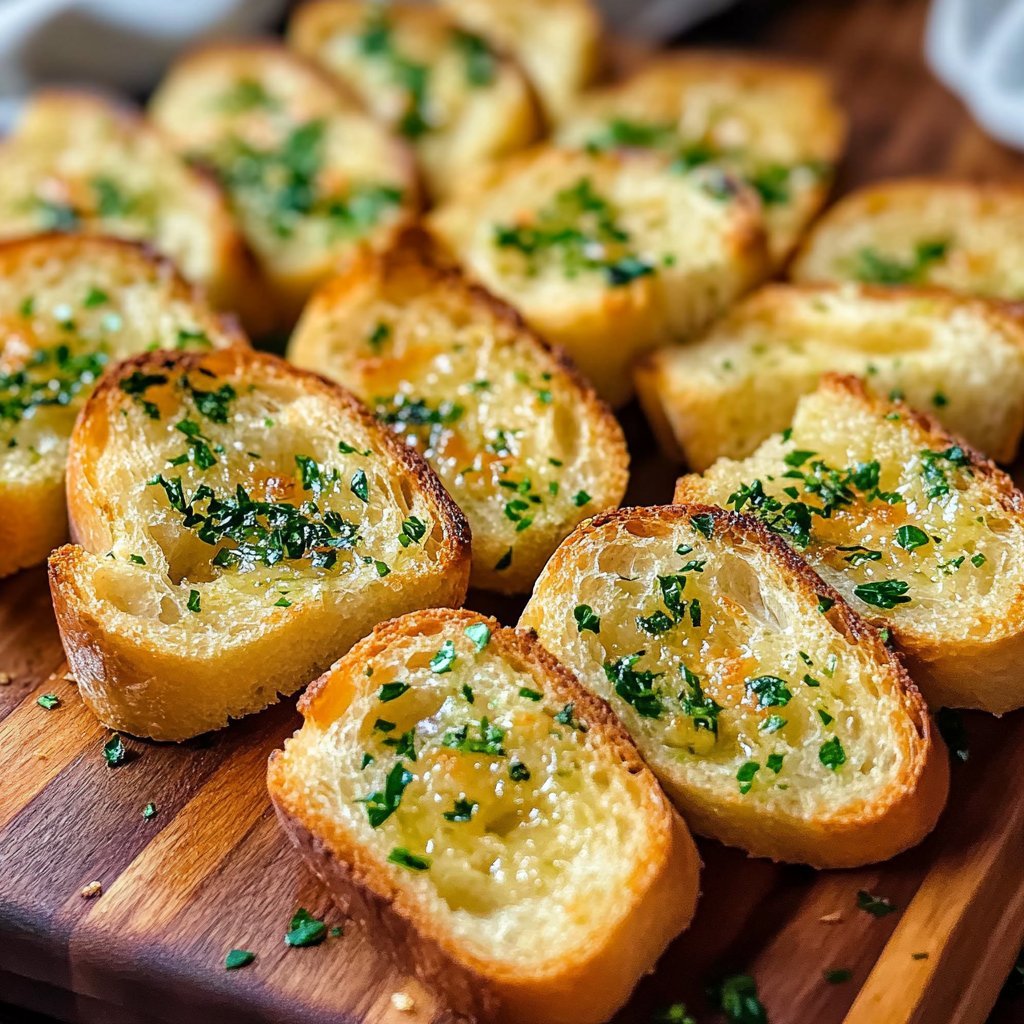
[677,375,1024,714]
[429,145,770,406]
[49,348,470,741]
[0,234,245,579]
[150,43,418,325]
[0,91,265,332]
[439,0,603,121]
[268,608,699,1024]
[791,179,1024,299]
[635,283,1024,468]
[288,232,628,593]
[555,53,846,262]
[287,1,541,200]
[520,505,949,866]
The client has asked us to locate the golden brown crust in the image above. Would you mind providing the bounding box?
[520,503,950,867]
[270,607,700,1024]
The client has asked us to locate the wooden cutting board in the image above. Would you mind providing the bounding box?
[2,1,1024,1022]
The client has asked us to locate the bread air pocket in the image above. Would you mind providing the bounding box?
[268,608,699,1024]
[520,503,949,867]
[48,348,470,741]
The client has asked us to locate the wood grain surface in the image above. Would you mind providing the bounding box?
[2,1,1024,1023]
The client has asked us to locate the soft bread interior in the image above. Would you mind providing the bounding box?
[150,44,415,302]
[635,283,1024,468]
[556,54,845,260]
[520,506,945,864]
[288,237,628,592]
[429,146,769,404]
[791,180,1024,300]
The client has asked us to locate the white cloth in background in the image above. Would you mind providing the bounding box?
[927,0,1024,150]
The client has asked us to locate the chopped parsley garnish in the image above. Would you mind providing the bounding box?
[367,321,391,352]
[389,847,431,871]
[225,948,255,970]
[451,27,496,86]
[359,762,413,827]
[708,974,768,1024]
[895,525,929,550]
[573,489,592,507]
[553,702,586,730]
[375,393,463,454]
[494,547,513,571]
[857,890,897,917]
[854,579,911,609]
[398,515,426,547]
[604,653,663,719]
[187,589,201,613]
[442,798,478,822]
[36,693,60,710]
[519,687,543,701]
[378,681,410,703]
[142,802,157,820]
[430,640,457,673]
[817,595,834,613]
[103,733,128,768]
[679,666,722,736]
[690,513,715,539]
[118,370,168,419]
[746,675,792,708]
[766,753,785,774]
[350,468,369,503]
[853,239,949,285]
[285,907,327,946]
[464,622,491,651]
[443,717,505,756]
[651,1004,697,1024]
[573,604,601,633]
[737,761,760,794]
[509,760,530,781]
[824,968,852,984]
[919,445,971,499]
[819,736,846,770]
[584,118,676,152]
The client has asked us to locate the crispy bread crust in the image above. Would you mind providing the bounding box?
[520,503,950,866]
[269,607,700,1024]
[49,348,471,740]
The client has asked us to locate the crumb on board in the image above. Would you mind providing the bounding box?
[80,881,103,899]
[63,673,77,683]
[820,911,843,923]
[0,672,11,686]
[391,992,414,1013]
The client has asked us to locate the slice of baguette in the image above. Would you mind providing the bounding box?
[0,91,268,334]
[634,283,1024,469]
[287,1,541,200]
[429,144,770,406]
[790,179,1024,299]
[556,52,847,262]
[438,0,603,121]
[677,374,1024,714]
[48,348,470,741]
[519,504,949,866]
[288,231,629,593]
[0,234,246,579]
[150,42,419,325]
[268,607,699,1024]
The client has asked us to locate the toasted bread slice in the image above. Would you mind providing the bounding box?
[676,375,1024,714]
[48,348,470,741]
[555,53,846,262]
[438,0,603,121]
[150,42,418,325]
[287,1,541,200]
[0,234,246,579]
[429,145,770,406]
[268,607,699,1024]
[520,504,949,866]
[288,231,629,593]
[0,91,268,333]
[791,179,1024,299]
[635,283,1024,469]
